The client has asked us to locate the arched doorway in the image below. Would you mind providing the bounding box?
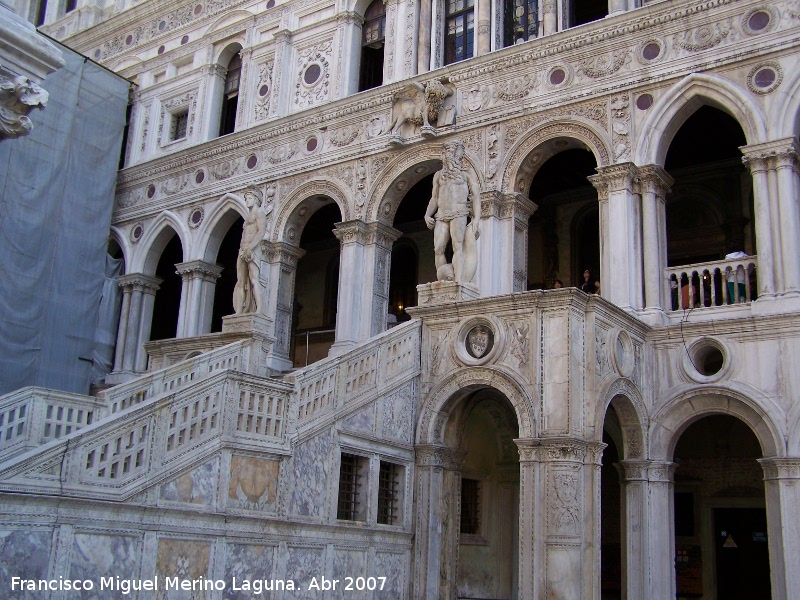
[150,231,183,341]
[209,215,243,332]
[672,415,770,599]
[291,202,342,367]
[525,145,599,289]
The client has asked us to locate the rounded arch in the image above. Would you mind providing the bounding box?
[649,385,784,461]
[134,210,190,275]
[501,119,612,193]
[367,141,484,224]
[595,377,648,460]
[195,193,248,262]
[272,178,351,244]
[109,226,131,274]
[351,0,378,16]
[634,73,768,167]
[416,367,536,445]
[770,66,800,139]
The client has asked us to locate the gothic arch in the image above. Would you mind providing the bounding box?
[367,141,484,225]
[134,210,189,275]
[109,226,131,274]
[634,72,768,167]
[595,377,648,460]
[195,193,247,262]
[649,385,784,461]
[769,67,800,139]
[416,366,536,445]
[272,178,351,245]
[501,119,612,193]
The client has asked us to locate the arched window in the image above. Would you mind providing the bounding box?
[359,0,386,92]
[218,53,241,136]
[504,0,538,46]
[445,0,475,64]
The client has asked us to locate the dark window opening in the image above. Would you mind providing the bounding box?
[571,0,608,27]
[460,478,481,534]
[674,492,695,537]
[359,0,385,91]
[118,102,132,170]
[445,0,475,64]
[377,461,401,525]
[504,0,538,46]
[170,110,188,141]
[35,0,48,26]
[210,216,243,332]
[150,235,183,341]
[219,53,241,136]
[65,0,77,13]
[337,453,367,521]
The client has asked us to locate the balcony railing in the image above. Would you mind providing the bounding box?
[665,256,758,311]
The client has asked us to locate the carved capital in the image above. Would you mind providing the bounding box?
[646,460,676,483]
[118,273,162,294]
[333,220,371,245]
[175,260,223,281]
[415,444,465,470]
[365,221,402,249]
[759,458,800,480]
[264,241,306,266]
[206,64,227,79]
[540,439,592,463]
[619,459,650,482]
[589,163,638,194]
[514,438,541,462]
[337,11,364,26]
[0,75,49,139]
[741,138,800,173]
[636,164,674,197]
[501,192,538,224]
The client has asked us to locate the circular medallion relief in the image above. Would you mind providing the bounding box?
[747,62,783,95]
[181,35,189,45]
[188,207,204,228]
[454,316,505,366]
[146,184,156,198]
[195,170,205,184]
[267,0,275,7]
[247,154,258,169]
[642,42,661,61]
[130,223,144,243]
[549,68,566,85]
[611,330,634,377]
[194,4,203,14]
[636,93,654,110]
[259,84,270,97]
[157,45,165,55]
[742,6,777,35]
[306,137,318,152]
[681,336,733,383]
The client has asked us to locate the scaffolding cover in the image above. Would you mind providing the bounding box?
[0,43,129,395]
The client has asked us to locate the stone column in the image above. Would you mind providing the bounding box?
[759,458,800,600]
[618,460,651,600]
[515,439,541,600]
[637,166,673,316]
[542,0,558,35]
[108,274,161,382]
[418,0,432,72]
[590,164,643,311]
[335,12,363,97]
[363,222,402,338]
[412,445,464,600]
[203,64,227,140]
[475,0,492,56]
[174,260,222,338]
[742,147,777,297]
[263,241,305,372]
[269,30,295,118]
[608,0,627,15]
[476,192,537,296]
[646,461,677,600]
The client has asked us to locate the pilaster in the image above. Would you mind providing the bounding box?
[263,241,305,371]
[589,163,643,310]
[269,30,295,118]
[759,458,800,600]
[334,12,363,97]
[203,63,227,141]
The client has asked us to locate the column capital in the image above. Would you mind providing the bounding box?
[646,460,676,483]
[336,11,364,26]
[741,138,800,172]
[759,457,800,480]
[205,64,227,79]
[514,438,540,462]
[415,444,465,469]
[334,220,401,247]
[501,192,538,224]
[274,29,293,44]
[118,273,162,293]
[264,241,306,266]
[637,164,674,196]
[589,162,638,196]
[619,459,651,482]
[175,260,223,281]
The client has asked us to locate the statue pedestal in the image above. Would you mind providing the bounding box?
[416,281,480,305]
[221,312,273,336]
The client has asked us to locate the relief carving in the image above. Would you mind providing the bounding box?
[387,78,456,144]
[0,76,49,139]
[576,50,631,79]
[611,94,631,162]
[509,321,530,366]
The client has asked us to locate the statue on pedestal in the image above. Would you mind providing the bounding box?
[221,186,271,314]
[424,140,480,284]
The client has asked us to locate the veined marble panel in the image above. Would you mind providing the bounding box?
[69,534,140,600]
[342,404,375,435]
[373,551,407,600]
[155,538,211,599]
[289,430,332,518]
[330,549,368,600]
[224,543,275,600]
[380,382,414,443]
[284,546,324,600]
[160,459,217,506]
[0,529,51,593]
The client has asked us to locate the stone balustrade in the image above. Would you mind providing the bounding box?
[665,255,758,311]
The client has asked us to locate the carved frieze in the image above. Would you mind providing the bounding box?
[576,50,631,79]
[674,20,733,52]
[253,60,273,121]
[295,40,333,109]
[509,321,531,367]
[611,94,631,162]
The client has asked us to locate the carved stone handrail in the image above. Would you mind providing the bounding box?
[665,255,758,311]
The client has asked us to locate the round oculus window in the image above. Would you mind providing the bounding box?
[303,64,322,85]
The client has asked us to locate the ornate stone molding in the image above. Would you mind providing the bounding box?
[264,241,305,266]
[174,260,223,281]
[759,458,800,480]
[741,138,800,173]
[637,164,674,196]
[619,459,650,482]
[501,193,538,225]
[589,162,638,193]
[414,445,465,470]
[647,461,676,483]
[514,438,541,461]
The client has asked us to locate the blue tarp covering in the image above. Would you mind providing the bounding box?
[0,41,130,395]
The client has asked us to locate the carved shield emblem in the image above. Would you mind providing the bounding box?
[466,325,493,359]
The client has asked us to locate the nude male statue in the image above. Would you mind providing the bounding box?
[221,186,271,314]
[424,140,481,283]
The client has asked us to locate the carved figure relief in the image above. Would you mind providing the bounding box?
[487,125,500,180]
[510,321,530,366]
[550,470,580,536]
[253,60,273,121]
[0,76,49,139]
[611,94,631,161]
[387,78,456,144]
[424,140,480,283]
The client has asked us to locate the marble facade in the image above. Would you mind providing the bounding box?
[2,0,800,598]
